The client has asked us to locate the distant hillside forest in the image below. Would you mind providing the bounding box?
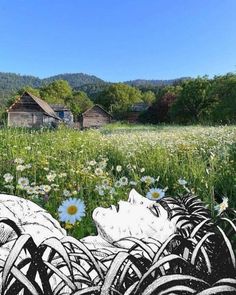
[0,72,105,103]
[0,72,185,103]
[0,72,236,124]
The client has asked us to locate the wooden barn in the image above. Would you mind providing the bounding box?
[81,105,112,128]
[7,92,61,127]
[127,102,149,123]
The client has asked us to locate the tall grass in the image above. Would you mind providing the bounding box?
[0,125,236,239]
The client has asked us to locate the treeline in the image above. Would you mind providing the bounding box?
[92,73,236,124]
[141,74,236,124]
[1,73,236,125]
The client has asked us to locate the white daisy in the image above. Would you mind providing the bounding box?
[63,189,72,197]
[89,160,97,166]
[46,173,57,182]
[178,178,187,186]
[58,198,85,224]
[120,176,128,186]
[141,176,155,185]
[116,165,122,172]
[95,168,103,176]
[3,173,14,183]
[42,185,51,193]
[146,188,165,201]
[215,197,229,215]
[16,165,26,171]
[14,158,24,164]
[115,180,122,188]
[18,177,29,188]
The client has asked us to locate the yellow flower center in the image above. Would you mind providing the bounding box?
[220,203,227,211]
[152,192,160,199]
[67,205,78,215]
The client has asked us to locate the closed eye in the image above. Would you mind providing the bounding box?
[149,205,160,217]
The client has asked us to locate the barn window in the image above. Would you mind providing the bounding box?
[58,111,64,119]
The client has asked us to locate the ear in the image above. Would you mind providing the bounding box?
[128,189,144,201]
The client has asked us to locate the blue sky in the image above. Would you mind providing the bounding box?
[0,0,236,81]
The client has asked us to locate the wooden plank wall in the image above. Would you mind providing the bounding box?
[83,107,111,128]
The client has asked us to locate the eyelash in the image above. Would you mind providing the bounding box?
[149,206,160,217]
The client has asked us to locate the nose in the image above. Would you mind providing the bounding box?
[128,189,146,205]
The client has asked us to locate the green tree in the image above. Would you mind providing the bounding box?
[40,80,72,104]
[208,74,236,123]
[141,90,156,105]
[96,83,142,118]
[140,85,181,123]
[170,77,212,123]
[17,86,41,97]
[66,91,93,119]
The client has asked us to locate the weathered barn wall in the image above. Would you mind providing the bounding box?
[127,112,140,123]
[82,106,111,128]
[8,112,43,127]
[8,92,60,127]
[43,115,58,125]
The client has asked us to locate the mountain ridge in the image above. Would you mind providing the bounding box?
[0,72,189,103]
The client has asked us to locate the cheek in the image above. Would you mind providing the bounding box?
[138,212,176,241]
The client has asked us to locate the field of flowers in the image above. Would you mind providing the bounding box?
[0,124,236,239]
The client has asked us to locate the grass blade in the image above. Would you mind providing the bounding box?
[221,217,236,233]
[118,237,154,259]
[101,252,130,294]
[135,254,188,292]
[217,226,236,268]
[61,236,104,279]
[142,274,209,295]
[213,278,236,287]
[72,286,100,294]
[2,234,32,290]
[159,285,196,294]
[41,237,72,273]
[197,285,236,294]
[5,265,40,295]
[123,282,139,295]
[44,261,76,291]
[190,219,211,238]
[190,232,215,266]
[153,234,182,263]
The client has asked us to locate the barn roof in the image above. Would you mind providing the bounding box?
[82,104,112,117]
[50,104,71,111]
[131,102,149,112]
[8,92,61,120]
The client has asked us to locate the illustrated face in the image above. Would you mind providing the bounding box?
[92,189,176,247]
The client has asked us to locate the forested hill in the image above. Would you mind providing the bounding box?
[0,71,187,103]
[0,72,106,103]
[0,72,104,92]
[125,77,190,87]
[43,73,105,88]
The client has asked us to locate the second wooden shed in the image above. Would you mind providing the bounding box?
[81,105,112,128]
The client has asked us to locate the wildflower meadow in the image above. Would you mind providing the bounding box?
[0,124,236,239]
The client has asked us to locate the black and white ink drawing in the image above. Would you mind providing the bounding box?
[0,189,235,294]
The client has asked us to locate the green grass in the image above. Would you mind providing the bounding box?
[0,124,236,238]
